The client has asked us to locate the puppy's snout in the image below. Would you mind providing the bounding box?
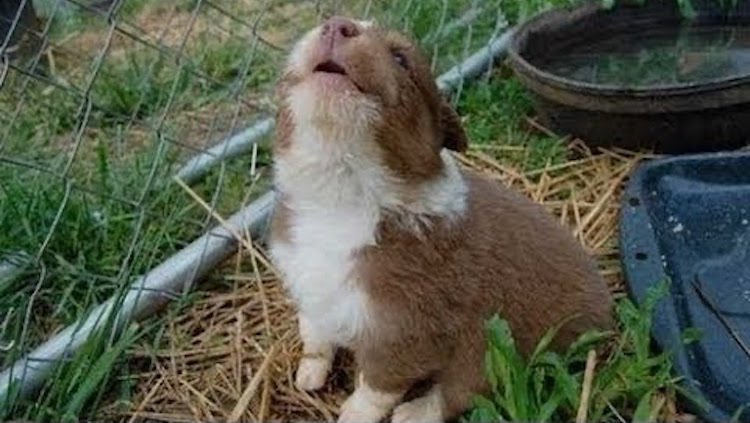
[320,16,359,46]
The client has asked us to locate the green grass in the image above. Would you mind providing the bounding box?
[33,0,154,41]
[360,0,512,74]
[194,35,277,89]
[92,53,194,124]
[0,146,188,344]
[457,74,568,170]
[465,282,703,423]
[0,77,81,161]
[0,138,267,420]
[91,38,278,125]
[1,18,279,149]
[7,322,143,423]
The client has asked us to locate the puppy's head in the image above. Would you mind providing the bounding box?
[275,16,468,181]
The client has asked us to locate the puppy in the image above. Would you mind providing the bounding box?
[269,16,614,423]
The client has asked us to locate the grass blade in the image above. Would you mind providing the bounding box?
[631,390,655,423]
[62,324,139,421]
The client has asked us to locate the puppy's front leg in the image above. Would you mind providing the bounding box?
[338,372,404,423]
[295,314,335,391]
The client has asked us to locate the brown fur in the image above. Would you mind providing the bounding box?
[273,97,296,154]
[271,17,614,421]
[355,172,613,417]
[269,193,292,245]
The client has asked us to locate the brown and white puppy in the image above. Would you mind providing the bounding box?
[269,16,614,423]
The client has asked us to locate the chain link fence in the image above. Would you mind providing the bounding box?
[0,0,522,420]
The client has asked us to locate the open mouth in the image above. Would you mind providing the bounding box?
[311,59,365,93]
[313,60,347,75]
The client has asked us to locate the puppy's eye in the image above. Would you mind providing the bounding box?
[392,51,408,69]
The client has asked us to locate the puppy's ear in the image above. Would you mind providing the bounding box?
[440,99,468,153]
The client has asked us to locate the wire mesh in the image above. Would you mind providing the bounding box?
[0,0,511,420]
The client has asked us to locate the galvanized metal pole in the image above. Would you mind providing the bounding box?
[175,117,275,185]
[437,29,515,93]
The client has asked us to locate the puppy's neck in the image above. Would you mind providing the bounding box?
[274,124,467,224]
[274,123,392,209]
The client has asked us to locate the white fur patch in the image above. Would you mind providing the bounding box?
[286,25,321,74]
[295,315,334,391]
[295,355,332,391]
[271,110,388,347]
[420,151,467,217]
[394,150,468,233]
[392,386,445,423]
[288,81,380,135]
[357,19,376,29]
[338,374,403,423]
[286,19,375,76]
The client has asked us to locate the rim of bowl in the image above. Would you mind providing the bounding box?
[507,2,750,98]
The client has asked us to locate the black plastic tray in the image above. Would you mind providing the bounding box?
[620,151,750,423]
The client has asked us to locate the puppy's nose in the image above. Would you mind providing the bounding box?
[320,16,359,45]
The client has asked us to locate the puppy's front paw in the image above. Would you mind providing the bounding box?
[337,392,389,423]
[392,389,444,423]
[337,377,402,423]
[295,356,331,391]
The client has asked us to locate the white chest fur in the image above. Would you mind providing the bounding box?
[269,119,389,346]
[270,202,376,347]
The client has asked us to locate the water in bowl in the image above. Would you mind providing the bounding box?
[541,25,750,87]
